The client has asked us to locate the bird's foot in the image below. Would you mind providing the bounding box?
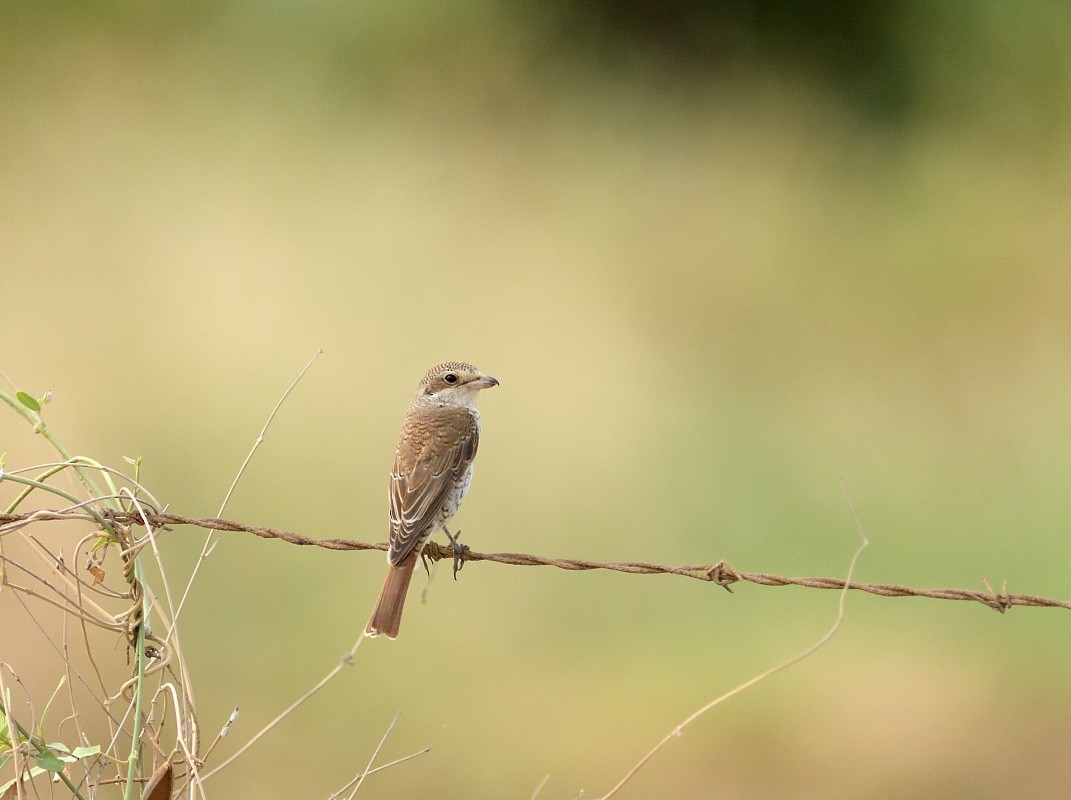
[441,526,470,580]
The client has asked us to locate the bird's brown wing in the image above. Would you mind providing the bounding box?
[388,405,479,565]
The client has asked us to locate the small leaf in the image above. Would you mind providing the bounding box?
[70,745,101,759]
[87,564,106,586]
[45,741,82,764]
[36,749,65,772]
[16,391,41,412]
[141,762,173,800]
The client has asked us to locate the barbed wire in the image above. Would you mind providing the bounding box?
[2,508,1068,614]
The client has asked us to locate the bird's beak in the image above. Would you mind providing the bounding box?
[470,374,500,389]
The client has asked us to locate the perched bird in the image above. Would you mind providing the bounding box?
[365,361,499,639]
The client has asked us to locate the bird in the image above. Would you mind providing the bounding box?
[364,361,499,639]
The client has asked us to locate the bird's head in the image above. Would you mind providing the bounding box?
[417,361,499,408]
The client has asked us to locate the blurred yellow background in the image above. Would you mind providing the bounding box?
[3,3,1070,798]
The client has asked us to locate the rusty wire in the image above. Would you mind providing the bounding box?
[2,508,1067,614]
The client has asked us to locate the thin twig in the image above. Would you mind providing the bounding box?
[531,773,552,800]
[347,711,402,796]
[171,347,323,629]
[335,746,432,791]
[596,477,870,799]
[199,634,365,782]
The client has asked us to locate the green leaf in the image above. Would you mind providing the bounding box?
[46,742,81,763]
[16,391,41,412]
[70,745,101,759]
[36,749,65,772]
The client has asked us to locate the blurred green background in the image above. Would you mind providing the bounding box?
[3,1,1071,797]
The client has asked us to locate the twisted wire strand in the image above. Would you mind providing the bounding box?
[1,509,1066,613]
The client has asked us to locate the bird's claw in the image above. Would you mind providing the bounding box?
[441,526,470,580]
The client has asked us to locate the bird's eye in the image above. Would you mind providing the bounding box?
[443,373,459,385]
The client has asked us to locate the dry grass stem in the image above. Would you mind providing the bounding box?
[595,479,871,798]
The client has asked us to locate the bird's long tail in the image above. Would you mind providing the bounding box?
[365,553,418,639]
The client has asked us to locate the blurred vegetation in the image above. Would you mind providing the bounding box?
[2,2,1070,798]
